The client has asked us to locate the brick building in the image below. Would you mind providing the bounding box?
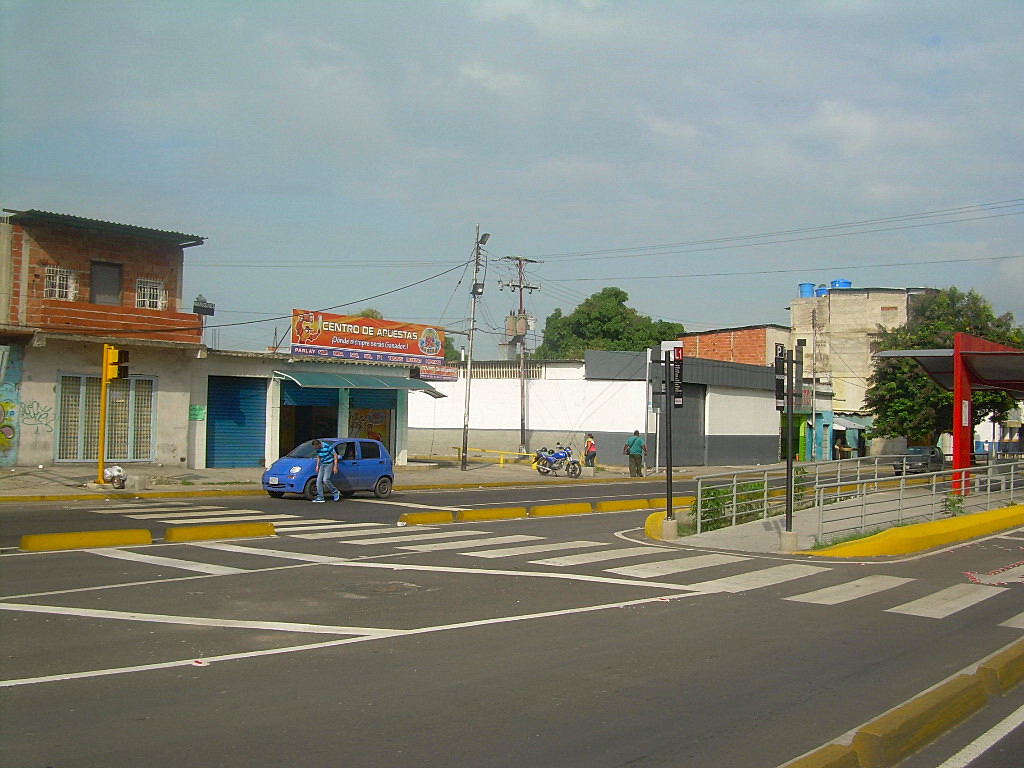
[0,209,207,468]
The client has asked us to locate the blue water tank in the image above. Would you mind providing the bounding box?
[798,282,814,298]
[814,285,828,297]
[830,279,852,289]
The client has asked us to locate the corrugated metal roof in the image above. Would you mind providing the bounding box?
[3,208,205,247]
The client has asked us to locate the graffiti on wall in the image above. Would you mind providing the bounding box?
[0,388,18,467]
[20,400,54,434]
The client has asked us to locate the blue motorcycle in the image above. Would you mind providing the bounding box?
[533,444,582,478]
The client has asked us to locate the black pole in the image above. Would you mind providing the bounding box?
[785,348,794,532]
[664,350,674,520]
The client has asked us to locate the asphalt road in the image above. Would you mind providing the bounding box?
[1,489,1022,767]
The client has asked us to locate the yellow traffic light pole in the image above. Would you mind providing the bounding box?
[97,344,118,484]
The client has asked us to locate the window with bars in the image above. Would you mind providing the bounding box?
[57,375,155,462]
[136,279,167,310]
[45,265,78,300]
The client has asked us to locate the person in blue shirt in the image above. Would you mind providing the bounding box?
[623,430,647,477]
[311,439,341,502]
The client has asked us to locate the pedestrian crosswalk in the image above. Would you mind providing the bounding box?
[78,501,1024,630]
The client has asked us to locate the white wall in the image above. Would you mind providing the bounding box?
[407,377,646,433]
[706,387,779,436]
[19,339,193,467]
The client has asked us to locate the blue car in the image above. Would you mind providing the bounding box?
[262,438,394,499]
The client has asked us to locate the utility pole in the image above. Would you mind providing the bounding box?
[499,256,541,455]
[461,226,489,471]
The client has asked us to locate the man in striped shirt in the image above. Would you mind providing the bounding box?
[311,439,341,503]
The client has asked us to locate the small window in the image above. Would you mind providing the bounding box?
[337,442,356,460]
[359,441,381,459]
[44,265,77,300]
[136,279,167,310]
[91,262,123,305]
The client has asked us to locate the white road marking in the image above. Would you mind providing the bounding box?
[155,514,300,524]
[1001,611,1024,629]
[886,583,1006,619]
[94,505,221,514]
[0,602,399,636]
[679,564,830,593]
[83,548,247,575]
[461,541,605,558]
[606,553,748,578]
[124,512,292,524]
[399,535,543,552]
[292,525,416,540]
[357,500,465,512]
[345,530,490,545]
[274,521,359,532]
[531,546,663,566]
[966,563,1024,585]
[0,591,705,688]
[784,575,915,605]
[933,704,1024,768]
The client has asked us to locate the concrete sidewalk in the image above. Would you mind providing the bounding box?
[0,459,731,502]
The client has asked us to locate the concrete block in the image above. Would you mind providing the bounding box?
[852,674,987,767]
[529,502,593,517]
[397,511,454,526]
[457,507,528,522]
[20,529,153,551]
[125,475,151,490]
[978,639,1024,695]
[164,522,275,542]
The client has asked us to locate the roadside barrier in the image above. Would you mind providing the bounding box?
[782,637,1024,768]
[19,529,153,551]
[164,522,276,542]
[456,507,528,522]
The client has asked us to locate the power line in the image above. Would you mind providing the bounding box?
[547,253,1024,283]
[527,198,1024,261]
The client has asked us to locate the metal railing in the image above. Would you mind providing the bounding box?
[691,456,1023,539]
[813,460,1022,545]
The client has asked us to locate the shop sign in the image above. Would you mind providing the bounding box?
[290,309,447,367]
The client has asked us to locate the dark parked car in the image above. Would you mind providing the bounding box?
[261,438,394,499]
[892,445,945,475]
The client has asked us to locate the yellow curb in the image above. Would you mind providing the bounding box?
[852,674,987,767]
[782,743,859,768]
[802,504,1024,558]
[20,529,153,551]
[594,498,651,512]
[456,507,528,522]
[977,638,1024,695]
[644,510,668,540]
[648,496,695,509]
[164,522,276,542]
[397,511,455,525]
[529,502,594,517]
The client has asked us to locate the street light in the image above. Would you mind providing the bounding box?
[461,227,490,470]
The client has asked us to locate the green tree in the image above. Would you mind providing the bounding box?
[533,287,684,358]
[865,287,1024,442]
[356,307,383,319]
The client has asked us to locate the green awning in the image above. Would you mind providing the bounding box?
[273,370,445,398]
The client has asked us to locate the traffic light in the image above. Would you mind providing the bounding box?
[102,344,129,382]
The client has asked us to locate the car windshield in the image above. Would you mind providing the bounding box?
[905,446,931,455]
[284,440,332,459]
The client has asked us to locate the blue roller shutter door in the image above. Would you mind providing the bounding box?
[207,376,267,467]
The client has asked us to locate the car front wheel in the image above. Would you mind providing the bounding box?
[302,477,318,500]
[373,476,393,498]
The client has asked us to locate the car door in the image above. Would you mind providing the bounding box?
[356,440,387,489]
[331,441,359,493]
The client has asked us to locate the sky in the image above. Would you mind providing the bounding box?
[2,0,1022,358]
